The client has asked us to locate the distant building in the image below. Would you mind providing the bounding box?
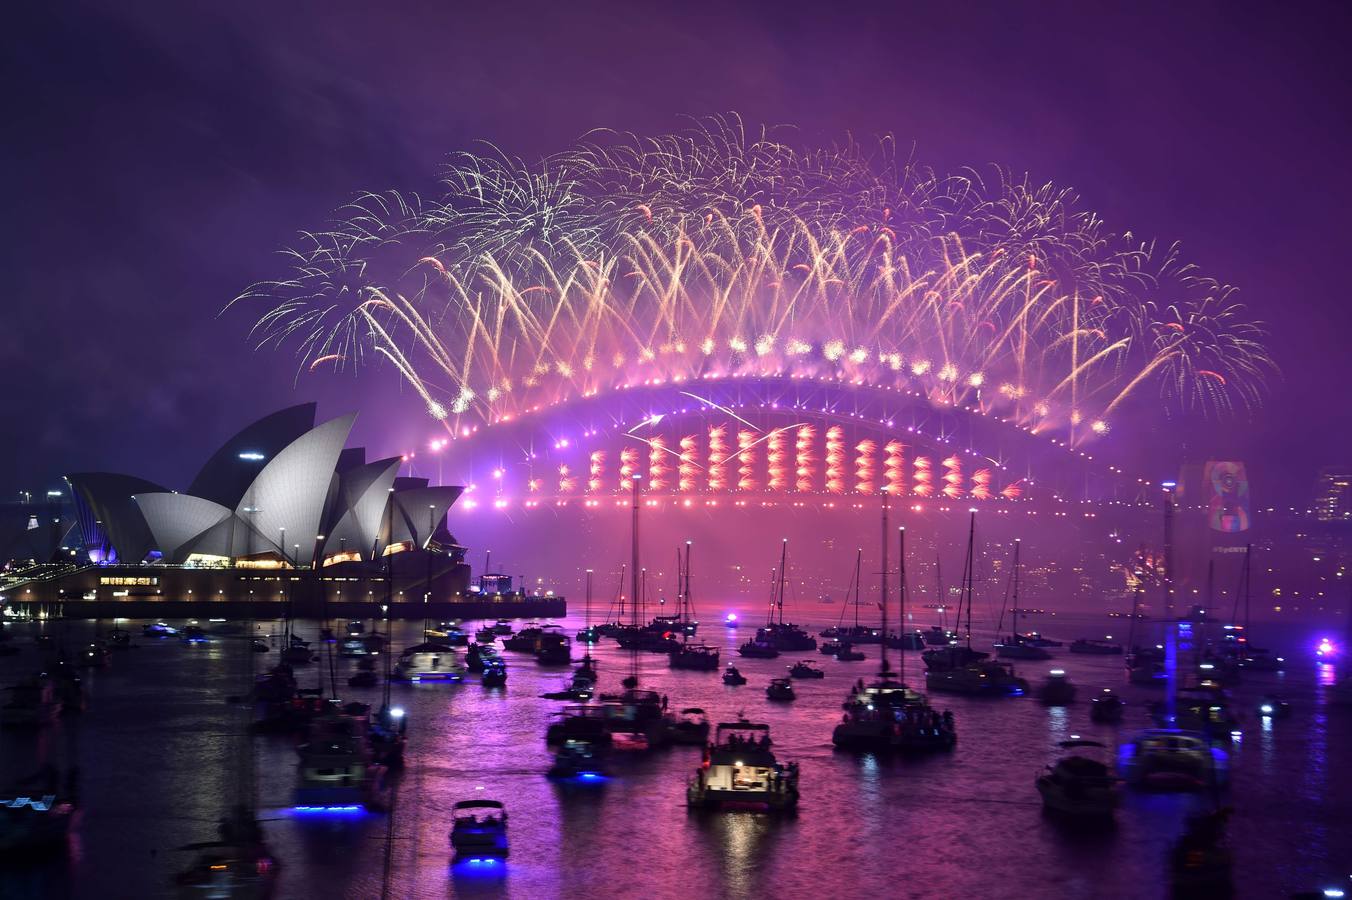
[1314,468,1352,522]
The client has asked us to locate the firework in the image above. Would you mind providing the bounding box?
[238,116,1274,440]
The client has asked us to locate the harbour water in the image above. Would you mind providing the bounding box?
[1,613,1348,899]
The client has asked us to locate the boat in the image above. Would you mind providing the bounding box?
[78,641,111,668]
[833,642,866,662]
[0,676,62,725]
[294,701,376,808]
[833,678,956,754]
[473,626,496,644]
[480,657,508,687]
[492,619,514,635]
[669,708,711,745]
[722,665,747,686]
[466,642,500,672]
[926,660,1029,697]
[338,636,368,658]
[502,624,545,652]
[686,720,799,813]
[670,643,720,671]
[1036,669,1077,706]
[540,672,594,701]
[993,542,1052,660]
[1257,695,1290,719]
[280,635,313,666]
[368,704,407,769]
[449,800,509,859]
[765,677,796,701]
[173,806,279,897]
[1018,632,1062,648]
[885,630,927,650]
[723,613,739,628]
[535,627,572,666]
[752,540,816,652]
[1118,728,1229,791]
[1168,808,1233,897]
[1152,687,1241,737]
[143,622,178,637]
[1069,638,1124,655]
[593,688,674,749]
[391,642,465,683]
[576,626,601,644]
[1036,739,1119,817]
[922,625,954,646]
[1090,689,1126,723]
[547,739,607,780]
[613,625,681,653]
[0,767,79,853]
[181,625,209,645]
[347,669,378,688]
[424,622,468,646]
[788,660,824,679]
[545,704,613,747]
[108,629,132,649]
[737,638,779,659]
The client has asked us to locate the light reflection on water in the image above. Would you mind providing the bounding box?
[0,614,1347,899]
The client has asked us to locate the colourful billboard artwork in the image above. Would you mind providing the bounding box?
[1205,461,1250,533]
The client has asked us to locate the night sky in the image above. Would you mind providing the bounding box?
[5,1,1351,504]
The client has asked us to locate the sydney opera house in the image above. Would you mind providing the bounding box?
[0,404,563,619]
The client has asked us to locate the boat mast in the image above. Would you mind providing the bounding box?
[899,526,907,684]
[381,488,394,712]
[853,549,862,630]
[584,569,593,665]
[684,540,693,641]
[630,474,641,629]
[777,539,788,626]
[880,491,890,676]
[1011,539,1021,641]
[962,510,976,649]
[935,555,944,631]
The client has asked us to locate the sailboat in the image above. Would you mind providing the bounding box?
[833,499,956,752]
[738,562,782,659]
[750,540,817,652]
[670,542,720,671]
[1228,545,1283,671]
[994,541,1051,660]
[822,552,868,660]
[925,512,1028,697]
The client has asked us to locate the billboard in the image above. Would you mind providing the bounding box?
[1204,461,1250,533]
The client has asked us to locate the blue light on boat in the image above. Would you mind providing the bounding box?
[293,805,365,816]
[390,707,405,719]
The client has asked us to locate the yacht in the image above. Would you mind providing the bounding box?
[994,638,1051,660]
[833,642,866,662]
[993,543,1051,660]
[925,660,1029,697]
[669,708,711,745]
[535,627,572,666]
[1070,638,1124,655]
[449,800,508,859]
[1036,669,1077,706]
[1036,739,1119,817]
[1118,729,1229,791]
[391,642,465,683]
[480,657,508,688]
[722,665,747,686]
[173,806,279,897]
[294,702,374,808]
[832,676,956,753]
[492,620,514,635]
[885,630,927,650]
[766,678,796,702]
[922,625,955,645]
[502,625,545,652]
[686,721,799,813]
[474,626,497,644]
[540,672,594,702]
[737,638,779,659]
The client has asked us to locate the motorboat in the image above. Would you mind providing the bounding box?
[252,639,270,653]
[1152,688,1241,737]
[1238,648,1284,671]
[687,720,799,813]
[540,672,594,702]
[576,626,601,644]
[766,678,796,702]
[492,619,514,635]
[173,806,278,897]
[143,622,178,637]
[925,661,1028,697]
[832,676,956,753]
[391,642,465,683]
[545,704,613,747]
[614,626,682,653]
[345,620,365,637]
[181,626,209,645]
[722,665,747,686]
[294,702,375,808]
[829,625,882,645]
[1069,638,1124,655]
[723,613,739,628]
[473,626,496,644]
[1018,632,1062,648]
[108,629,132,649]
[547,739,607,780]
[425,622,468,646]
[481,657,508,687]
[535,628,572,666]
[465,642,500,673]
[1168,808,1233,897]
[78,642,111,668]
[368,705,407,769]
[756,622,818,652]
[280,636,313,666]
[1257,695,1291,720]
[1,676,62,726]
[833,642,866,662]
[1036,739,1119,817]
[669,643,720,671]
[1036,669,1077,706]
[1118,728,1229,791]
[788,660,824,679]
[669,708,711,745]
[737,639,779,659]
[594,688,674,749]
[338,636,368,658]
[1090,689,1125,724]
[450,800,508,859]
[0,767,79,854]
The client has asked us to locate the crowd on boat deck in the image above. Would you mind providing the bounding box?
[722,732,772,750]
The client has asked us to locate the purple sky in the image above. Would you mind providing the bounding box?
[5,1,1351,504]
